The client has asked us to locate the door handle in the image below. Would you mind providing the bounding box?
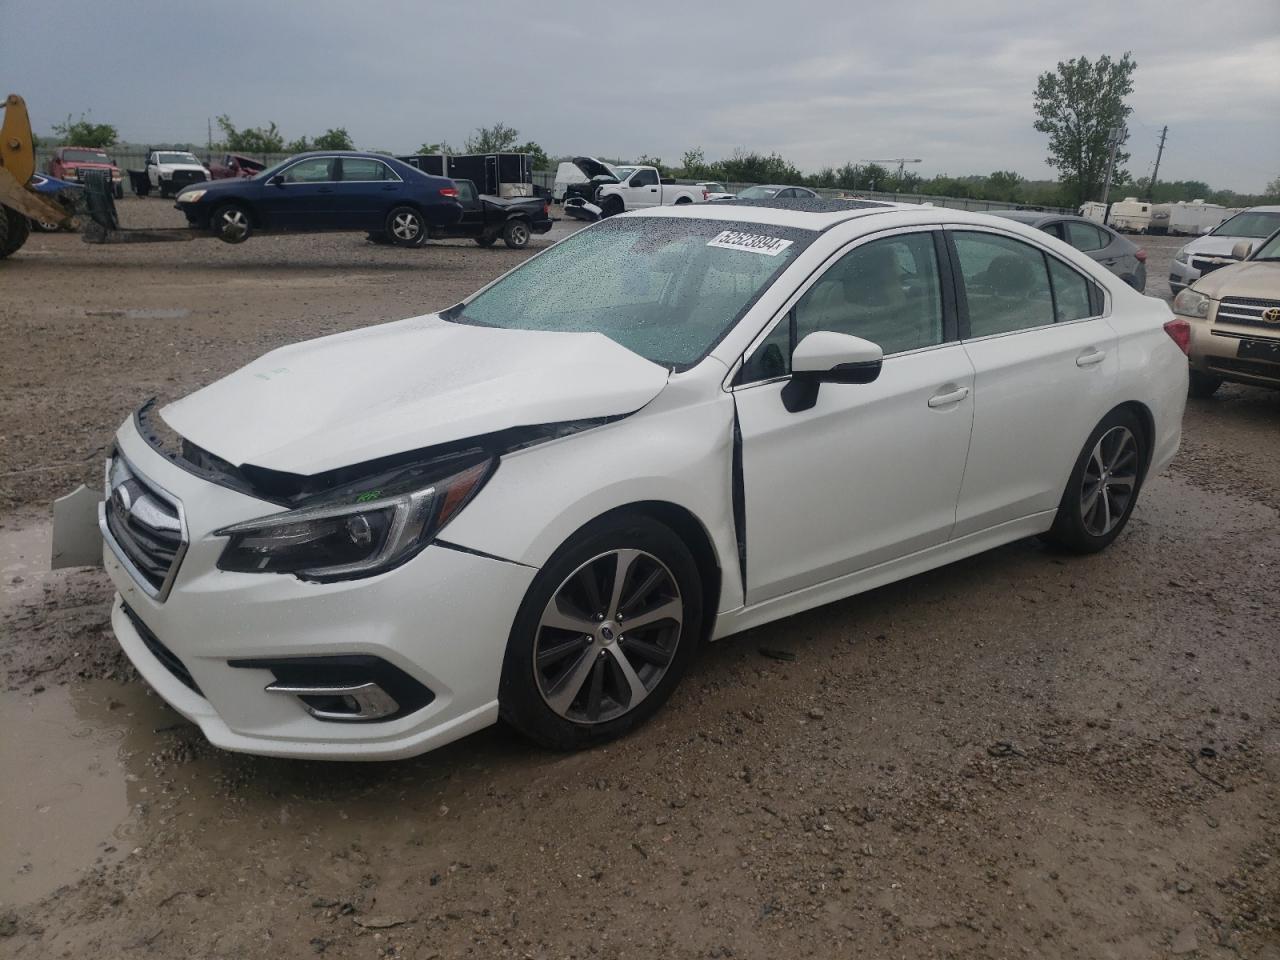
[1076,348,1107,367]
[927,385,970,408]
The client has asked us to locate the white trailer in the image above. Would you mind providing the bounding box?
[1161,199,1228,235]
[1109,197,1152,233]
[1078,201,1108,225]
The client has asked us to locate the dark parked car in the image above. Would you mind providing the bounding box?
[174,152,463,245]
[441,179,552,248]
[990,211,1147,292]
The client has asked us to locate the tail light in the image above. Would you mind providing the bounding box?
[543,202,550,216]
[1163,318,1191,355]
[439,187,458,198]
[1135,248,1148,263]
[702,188,709,201]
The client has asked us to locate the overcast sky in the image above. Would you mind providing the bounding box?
[8,0,1278,191]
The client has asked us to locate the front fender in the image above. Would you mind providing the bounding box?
[441,391,744,615]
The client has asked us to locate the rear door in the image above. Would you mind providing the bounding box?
[734,227,976,603]
[947,227,1118,537]
[258,156,338,230]
[333,157,403,230]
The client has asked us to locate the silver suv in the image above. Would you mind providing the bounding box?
[1169,205,1280,294]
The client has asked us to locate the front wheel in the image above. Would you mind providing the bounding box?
[211,202,253,243]
[474,235,497,248]
[501,219,530,249]
[0,207,31,258]
[1188,370,1222,398]
[600,196,624,218]
[386,206,425,247]
[1043,409,1146,554]
[499,515,704,751]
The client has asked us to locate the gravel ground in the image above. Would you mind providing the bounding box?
[1,204,1277,959]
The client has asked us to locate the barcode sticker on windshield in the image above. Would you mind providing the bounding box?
[707,231,794,256]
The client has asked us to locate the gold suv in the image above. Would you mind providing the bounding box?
[1174,228,1280,397]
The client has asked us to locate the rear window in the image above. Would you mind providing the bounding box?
[446,217,815,368]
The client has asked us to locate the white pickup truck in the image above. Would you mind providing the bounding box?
[592,163,708,215]
[145,150,210,198]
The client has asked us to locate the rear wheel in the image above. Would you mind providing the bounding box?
[1188,370,1223,398]
[501,219,531,249]
[499,515,703,751]
[386,206,425,247]
[0,207,31,258]
[211,202,253,243]
[1043,409,1146,554]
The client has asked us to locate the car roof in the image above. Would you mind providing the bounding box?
[1241,205,1280,213]
[988,210,1053,225]
[627,199,1063,235]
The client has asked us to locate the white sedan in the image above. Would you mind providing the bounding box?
[96,201,1188,759]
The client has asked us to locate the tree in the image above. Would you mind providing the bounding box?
[1267,176,1280,199]
[216,115,284,154]
[52,114,118,147]
[285,136,312,154]
[679,148,710,179]
[1033,52,1137,207]
[515,141,551,170]
[635,154,665,173]
[984,170,1024,201]
[416,141,455,155]
[464,122,519,153]
[313,128,354,150]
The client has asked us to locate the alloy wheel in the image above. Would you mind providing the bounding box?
[391,212,421,242]
[219,208,249,241]
[1080,425,1138,536]
[534,549,684,724]
[508,222,529,246]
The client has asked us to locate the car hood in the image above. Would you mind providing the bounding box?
[177,176,252,199]
[1192,259,1280,300]
[572,156,618,181]
[1181,234,1254,257]
[159,315,670,476]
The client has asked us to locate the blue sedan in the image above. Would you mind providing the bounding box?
[174,151,463,246]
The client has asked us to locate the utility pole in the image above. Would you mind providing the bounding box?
[1148,125,1168,199]
[1099,125,1126,222]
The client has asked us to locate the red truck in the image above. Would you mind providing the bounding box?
[207,152,267,180]
[47,146,123,198]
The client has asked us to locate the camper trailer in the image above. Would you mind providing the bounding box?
[1078,201,1108,225]
[1167,200,1228,235]
[1109,197,1152,233]
[398,153,534,198]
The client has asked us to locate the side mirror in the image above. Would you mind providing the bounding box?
[268,174,285,187]
[782,332,883,413]
[1231,240,1254,260]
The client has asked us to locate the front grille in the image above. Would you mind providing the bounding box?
[121,603,202,696]
[103,453,186,598]
[168,170,206,187]
[1192,256,1237,276]
[1207,356,1280,381]
[1217,297,1280,331]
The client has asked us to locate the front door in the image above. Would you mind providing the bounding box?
[621,168,661,209]
[258,156,337,230]
[945,227,1119,537]
[734,228,976,604]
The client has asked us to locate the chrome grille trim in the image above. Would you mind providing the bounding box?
[1217,297,1280,331]
[99,452,189,601]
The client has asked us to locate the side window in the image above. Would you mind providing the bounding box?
[340,159,390,181]
[795,232,944,355]
[282,158,334,183]
[631,168,659,187]
[1064,220,1106,252]
[1039,221,1066,241]
[1047,257,1095,322]
[952,231,1054,337]
[739,319,791,383]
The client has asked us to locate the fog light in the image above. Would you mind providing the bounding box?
[228,654,435,723]
[265,680,400,721]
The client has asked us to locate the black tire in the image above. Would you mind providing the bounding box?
[499,514,704,751]
[674,196,692,205]
[474,235,497,248]
[385,206,426,247]
[113,183,123,200]
[1042,408,1147,554]
[1188,370,1222,399]
[365,231,391,245]
[601,196,624,218]
[158,185,170,199]
[501,218,531,249]
[0,207,31,258]
[211,202,253,243]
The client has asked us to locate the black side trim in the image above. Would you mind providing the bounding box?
[730,408,748,593]
[227,655,435,722]
[941,230,971,340]
[933,230,960,343]
[434,539,534,567]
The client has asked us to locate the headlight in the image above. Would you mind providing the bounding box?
[1172,287,1211,319]
[176,189,206,203]
[216,455,494,580]
[1174,249,1189,265]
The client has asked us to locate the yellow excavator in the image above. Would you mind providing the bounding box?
[0,94,79,258]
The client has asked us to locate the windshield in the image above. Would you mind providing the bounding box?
[613,166,637,181]
[737,185,781,200]
[1252,229,1280,260]
[1212,211,1280,239]
[445,217,814,367]
[63,149,109,164]
[157,152,200,165]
